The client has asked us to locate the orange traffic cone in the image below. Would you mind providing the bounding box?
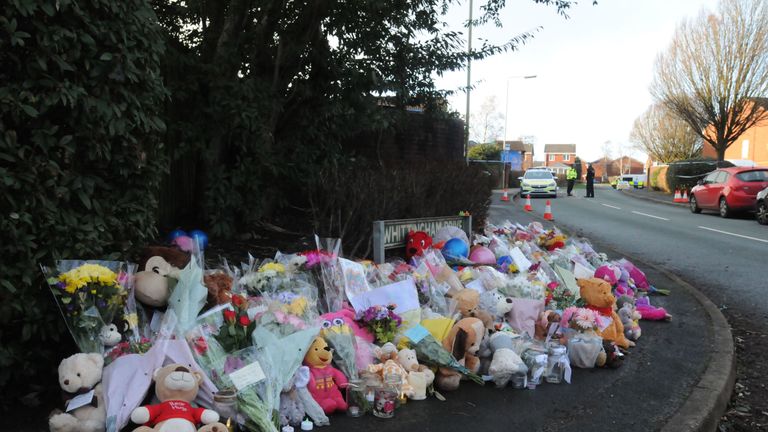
[544,200,554,221]
[673,189,683,203]
[524,194,532,212]
[681,189,688,201]
[501,189,510,202]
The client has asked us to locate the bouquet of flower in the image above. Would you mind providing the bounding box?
[545,281,582,311]
[44,260,129,353]
[561,307,599,332]
[410,333,484,386]
[239,261,289,296]
[215,294,255,352]
[321,325,359,380]
[104,337,152,366]
[356,304,402,345]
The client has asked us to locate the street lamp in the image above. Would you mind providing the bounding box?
[501,75,537,195]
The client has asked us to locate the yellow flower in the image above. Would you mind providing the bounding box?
[258,262,285,274]
[287,296,308,316]
[58,264,119,294]
[124,313,139,328]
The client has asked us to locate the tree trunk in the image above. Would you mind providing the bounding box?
[716,140,726,163]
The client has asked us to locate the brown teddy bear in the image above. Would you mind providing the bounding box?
[577,278,634,349]
[436,317,486,391]
[202,271,233,307]
[130,363,227,432]
[449,288,494,330]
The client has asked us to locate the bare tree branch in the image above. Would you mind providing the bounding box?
[630,104,702,163]
[650,0,768,161]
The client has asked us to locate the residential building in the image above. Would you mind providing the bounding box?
[590,156,645,181]
[701,98,768,165]
[544,144,577,167]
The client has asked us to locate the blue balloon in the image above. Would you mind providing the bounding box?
[497,255,513,267]
[189,229,208,249]
[168,229,188,242]
[442,238,469,260]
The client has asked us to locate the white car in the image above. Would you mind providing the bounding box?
[519,169,558,198]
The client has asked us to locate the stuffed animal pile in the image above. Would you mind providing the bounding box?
[44,220,672,430]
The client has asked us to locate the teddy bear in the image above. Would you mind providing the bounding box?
[449,288,494,329]
[202,271,233,307]
[396,347,434,400]
[303,336,349,414]
[480,332,527,388]
[134,246,189,308]
[49,353,106,432]
[130,363,227,432]
[367,343,413,397]
[478,290,514,329]
[617,296,642,341]
[577,278,634,349]
[533,310,562,341]
[435,317,486,391]
[279,366,330,427]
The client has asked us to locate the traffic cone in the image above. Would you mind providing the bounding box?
[501,189,510,202]
[681,189,688,201]
[524,195,532,212]
[543,200,554,221]
[673,189,682,203]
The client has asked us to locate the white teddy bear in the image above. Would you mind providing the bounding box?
[49,353,106,432]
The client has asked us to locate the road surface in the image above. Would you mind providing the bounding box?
[491,185,768,319]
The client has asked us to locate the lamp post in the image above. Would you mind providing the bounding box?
[464,0,474,165]
[501,75,537,200]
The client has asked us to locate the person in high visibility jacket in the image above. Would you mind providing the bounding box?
[566,165,578,196]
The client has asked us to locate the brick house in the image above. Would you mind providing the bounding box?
[544,144,577,167]
[589,156,645,181]
[701,98,768,165]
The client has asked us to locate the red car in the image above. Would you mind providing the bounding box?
[689,167,768,217]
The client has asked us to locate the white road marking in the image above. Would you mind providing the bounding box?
[602,204,621,210]
[631,211,670,221]
[698,226,768,244]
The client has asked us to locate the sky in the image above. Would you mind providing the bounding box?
[437,0,719,162]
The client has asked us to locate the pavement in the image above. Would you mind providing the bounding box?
[325,187,735,432]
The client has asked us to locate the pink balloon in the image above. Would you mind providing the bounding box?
[469,246,496,265]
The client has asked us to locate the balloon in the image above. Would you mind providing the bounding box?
[172,236,195,252]
[469,246,496,265]
[168,229,188,242]
[442,238,469,260]
[189,229,208,250]
[434,226,469,246]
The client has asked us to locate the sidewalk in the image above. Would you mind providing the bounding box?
[618,187,688,208]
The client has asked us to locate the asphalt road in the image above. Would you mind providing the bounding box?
[495,185,768,319]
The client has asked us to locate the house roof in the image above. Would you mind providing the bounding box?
[523,143,534,154]
[544,144,576,154]
[495,140,527,152]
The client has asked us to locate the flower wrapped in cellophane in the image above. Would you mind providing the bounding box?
[410,333,484,386]
[319,320,359,380]
[43,260,130,353]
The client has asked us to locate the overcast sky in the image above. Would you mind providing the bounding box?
[436,0,719,162]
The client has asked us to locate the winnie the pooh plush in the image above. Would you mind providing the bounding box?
[49,353,106,432]
[130,363,226,432]
[577,278,634,349]
[435,317,486,391]
[303,336,348,414]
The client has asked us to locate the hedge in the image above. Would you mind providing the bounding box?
[665,159,734,192]
[0,0,166,405]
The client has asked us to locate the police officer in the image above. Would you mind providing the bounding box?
[586,163,596,198]
[566,165,577,196]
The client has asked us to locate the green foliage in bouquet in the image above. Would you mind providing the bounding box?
[0,0,166,405]
[215,295,256,353]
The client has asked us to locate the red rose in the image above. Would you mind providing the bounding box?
[223,309,236,323]
[193,337,208,355]
[232,295,245,308]
[239,315,250,327]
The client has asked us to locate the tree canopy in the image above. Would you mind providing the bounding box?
[651,0,768,162]
[630,104,702,163]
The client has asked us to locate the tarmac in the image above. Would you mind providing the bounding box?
[325,188,734,432]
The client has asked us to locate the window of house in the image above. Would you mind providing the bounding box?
[563,154,570,161]
[548,154,555,161]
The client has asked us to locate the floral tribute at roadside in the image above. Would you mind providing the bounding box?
[42,220,672,432]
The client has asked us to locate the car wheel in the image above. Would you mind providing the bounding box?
[757,200,768,225]
[719,197,731,218]
[689,194,702,213]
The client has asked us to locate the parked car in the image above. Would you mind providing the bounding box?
[519,169,558,198]
[756,186,768,225]
[689,167,768,218]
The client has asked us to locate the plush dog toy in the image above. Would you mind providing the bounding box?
[405,231,434,260]
[435,317,486,391]
[479,290,514,329]
[49,353,106,432]
[130,363,226,432]
[578,278,634,349]
[303,336,349,414]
